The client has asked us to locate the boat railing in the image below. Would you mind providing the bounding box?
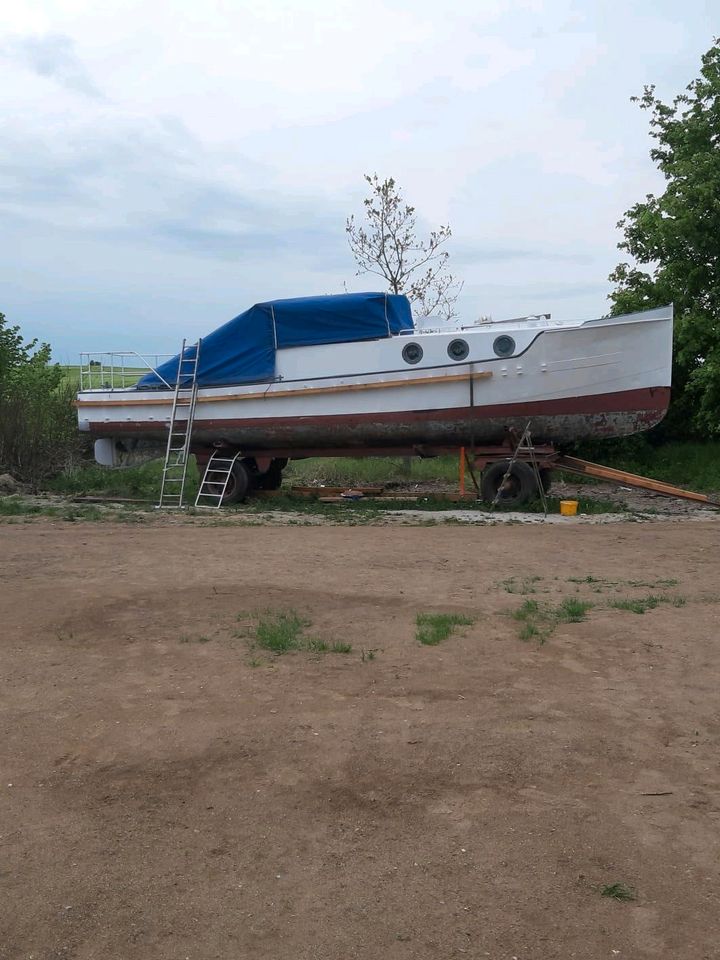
[78,352,175,391]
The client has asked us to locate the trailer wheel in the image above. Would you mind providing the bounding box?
[204,459,251,504]
[243,457,287,491]
[481,460,538,507]
[253,459,285,491]
[539,468,553,494]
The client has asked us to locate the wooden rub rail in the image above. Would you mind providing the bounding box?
[554,455,720,507]
[75,370,493,407]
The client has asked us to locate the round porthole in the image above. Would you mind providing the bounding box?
[493,335,516,358]
[402,342,423,365]
[447,338,469,361]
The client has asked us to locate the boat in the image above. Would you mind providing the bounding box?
[76,292,673,497]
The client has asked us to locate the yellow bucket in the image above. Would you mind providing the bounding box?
[560,500,578,516]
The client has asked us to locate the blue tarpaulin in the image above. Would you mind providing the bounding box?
[137,292,413,389]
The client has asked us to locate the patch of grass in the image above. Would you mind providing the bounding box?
[565,575,682,596]
[502,575,543,594]
[255,611,310,653]
[0,497,45,516]
[511,596,592,642]
[0,496,122,522]
[286,456,461,486]
[601,883,636,902]
[306,637,351,653]
[306,637,329,652]
[416,612,474,646]
[556,598,593,622]
[245,610,353,657]
[62,364,148,389]
[329,641,353,654]
[518,622,541,641]
[512,599,540,621]
[45,459,200,500]
[626,578,679,588]
[610,594,686,615]
[236,489,622,520]
[573,439,720,493]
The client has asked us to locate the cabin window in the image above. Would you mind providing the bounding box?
[402,342,423,364]
[447,338,469,361]
[493,335,515,358]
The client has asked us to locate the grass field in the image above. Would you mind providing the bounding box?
[63,364,149,389]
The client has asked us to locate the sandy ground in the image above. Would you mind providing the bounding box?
[1,520,719,960]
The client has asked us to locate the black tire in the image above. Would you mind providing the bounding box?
[481,459,538,507]
[253,459,284,491]
[205,459,251,504]
[539,468,553,494]
[242,457,287,491]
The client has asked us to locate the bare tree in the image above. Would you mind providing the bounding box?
[346,174,463,321]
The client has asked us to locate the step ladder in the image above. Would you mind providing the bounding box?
[157,338,202,509]
[195,451,241,509]
[491,421,548,516]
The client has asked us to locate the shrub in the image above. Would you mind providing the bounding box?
[0,312,82,484]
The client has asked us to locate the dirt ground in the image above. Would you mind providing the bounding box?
[1,519,719,960]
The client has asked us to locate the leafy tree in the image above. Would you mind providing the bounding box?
[609,39,720,436]
[346,174,463,320]
[0,312,79,483]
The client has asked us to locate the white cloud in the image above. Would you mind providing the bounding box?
[1,31,103,97]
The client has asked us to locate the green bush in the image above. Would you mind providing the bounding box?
[0,312,83,485]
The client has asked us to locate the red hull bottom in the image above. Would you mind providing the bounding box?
[89,386,670,451]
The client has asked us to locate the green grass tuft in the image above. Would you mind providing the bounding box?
[502,575,543,594]
[512,599,540,621]
[518,622,541,641]
[556,598,593,622]
[330,641,353,654]
[416,612,474,646]
[247,611,353,656]
[306,638,329,652]
[255,611,310,653]
[610,594,687,615]
[601,883,636,902]
[511,596,592,642]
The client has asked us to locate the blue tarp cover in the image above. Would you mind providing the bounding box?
[138,292,413,389]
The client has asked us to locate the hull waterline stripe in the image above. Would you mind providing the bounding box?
[76,369,493,408]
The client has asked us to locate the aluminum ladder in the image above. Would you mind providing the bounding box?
[195,451,241,509]
[157,338,202,509]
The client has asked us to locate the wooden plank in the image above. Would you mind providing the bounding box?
[555,455,720,507]
[290,485,384,497]
[76,370,493,407]
[317,495,422,504]
[70,496,153,504]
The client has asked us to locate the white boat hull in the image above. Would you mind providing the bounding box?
[77,306,673,457]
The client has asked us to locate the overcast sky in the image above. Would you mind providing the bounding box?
[0,0,715,360]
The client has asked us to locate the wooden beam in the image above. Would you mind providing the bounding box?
[555,455,720,507]
[75,370,493,408]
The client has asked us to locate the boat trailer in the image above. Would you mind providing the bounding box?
[190,433,720,510]
[456,434,720,509]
